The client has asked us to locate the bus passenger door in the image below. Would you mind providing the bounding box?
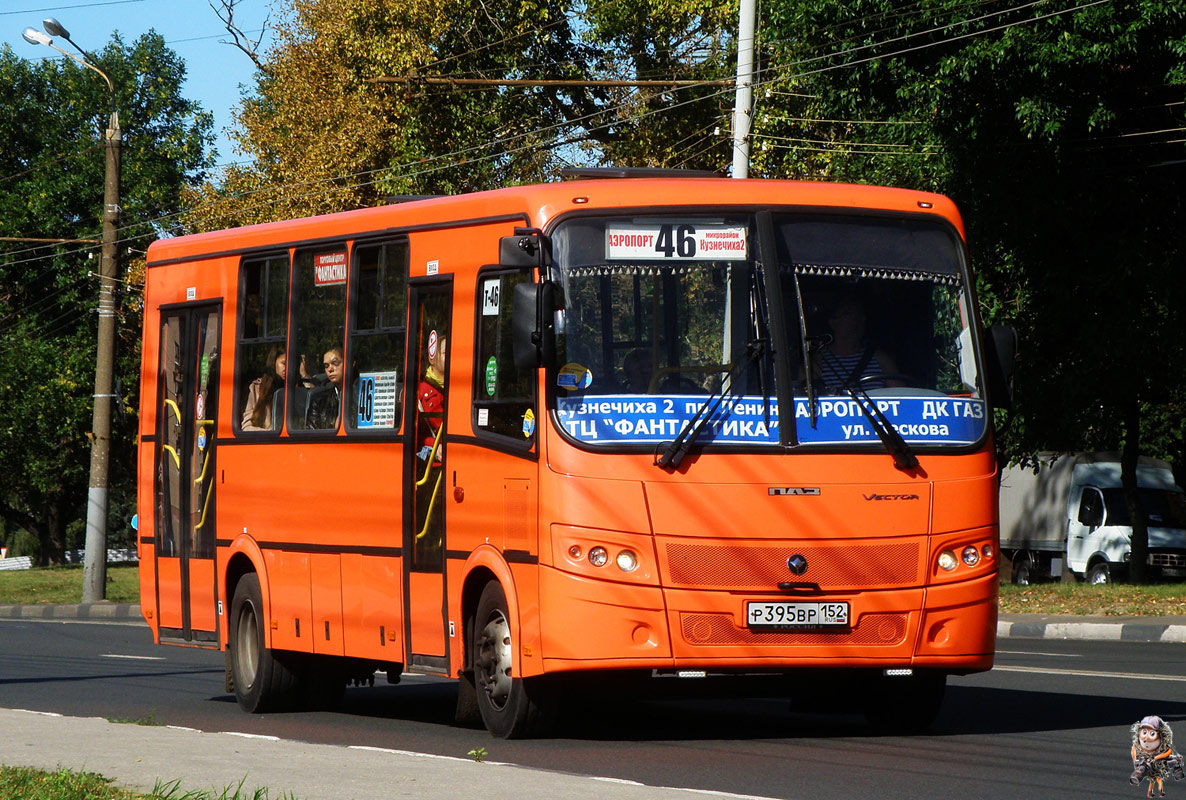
[153,304,221,645]
[403,282,451,671]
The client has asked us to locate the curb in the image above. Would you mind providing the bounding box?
[0,603,141,621]
[998,618,1186,643]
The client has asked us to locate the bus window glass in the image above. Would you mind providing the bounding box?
[474,268,536,442]
[236,255,289,433]
[290,247,348,431]
[551,213,988,450]
[348,241,408,432]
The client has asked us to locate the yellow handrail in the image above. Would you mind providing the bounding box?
[163,398,182,425]
[416,471,443,541]
[415,423,444,488]
[161,444,180,469]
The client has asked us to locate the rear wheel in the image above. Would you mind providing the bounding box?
[473,581,555,738]
[862,672,946,733]
[229,573,300,712]
[1010,556,1033,585]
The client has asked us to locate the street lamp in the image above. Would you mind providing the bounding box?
[23,18,122,603]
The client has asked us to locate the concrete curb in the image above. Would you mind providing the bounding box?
[0,602,141,621]
[997,616,1186,643]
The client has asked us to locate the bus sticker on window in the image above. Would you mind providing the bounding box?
[356,371,399,428]
[313,252,347,286]
[482,279,500,316]
[605,224,747,261]
[477,407,489,427]
[485,356,498,396]
[522,408,536,438]
[557,363,593,390]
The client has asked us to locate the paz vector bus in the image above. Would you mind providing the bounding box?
[136,169,1016,737]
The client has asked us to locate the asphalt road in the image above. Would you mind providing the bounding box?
[2,617,1184,800]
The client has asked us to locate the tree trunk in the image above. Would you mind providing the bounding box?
[1121,396,1148,583]
[39,501,67,567]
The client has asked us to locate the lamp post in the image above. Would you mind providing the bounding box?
[23,18,121,603]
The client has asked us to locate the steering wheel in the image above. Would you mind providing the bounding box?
[859,373,917,388]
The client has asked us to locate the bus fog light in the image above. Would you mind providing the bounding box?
[938,550,957,571]
[568,545,583,560]
[962,546,980,567]
[982,543,994,559]
[615,550,638,572]
[589,546,608,567]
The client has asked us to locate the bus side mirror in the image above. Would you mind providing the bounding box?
[499,227,552,269]
[984,324,1018,411]
[512,281,559,370]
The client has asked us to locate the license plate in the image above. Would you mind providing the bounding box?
[746,601,849,629]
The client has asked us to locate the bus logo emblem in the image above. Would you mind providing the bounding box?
[787,554,809,575]
[768,487,820,496]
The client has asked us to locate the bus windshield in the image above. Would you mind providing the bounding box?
[551,212,988,451]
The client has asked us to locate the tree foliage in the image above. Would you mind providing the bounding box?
[0,34,213,563]
[180,0,738,230]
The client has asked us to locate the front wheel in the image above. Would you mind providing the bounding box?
[1086,562,1111,585]
[228,573,300,712]
[472,581,556,738]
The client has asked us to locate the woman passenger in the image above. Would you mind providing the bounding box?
[241,346,286,431]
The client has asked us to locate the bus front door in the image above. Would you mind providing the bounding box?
[403,282,452,672]
[153,304,221,645]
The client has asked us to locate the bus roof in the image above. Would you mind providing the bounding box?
[147,178,964,266]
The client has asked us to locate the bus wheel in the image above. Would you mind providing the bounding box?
[862,672,946,733]
[229,573,299,712]
[473,581,555,738]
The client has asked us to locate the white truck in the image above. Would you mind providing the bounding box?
[999,453,1186,584]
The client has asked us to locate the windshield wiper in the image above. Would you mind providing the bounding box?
[655,339,766,471]
[792,271,819,428]
[816,348,919,472]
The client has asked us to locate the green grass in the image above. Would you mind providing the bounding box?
[998,581,1186,616]
[0,564,140,605]
[0,767,298,800]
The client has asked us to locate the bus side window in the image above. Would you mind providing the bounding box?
[289,246,349,432]
[348,240,408,432]
[473,267,536,444]
[235,255,289,434]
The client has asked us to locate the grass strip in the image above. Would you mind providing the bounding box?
[0,564,140,605]
[0,766,298,800]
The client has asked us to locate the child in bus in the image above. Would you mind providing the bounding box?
[306,346,344,429]
[241,346,285,431]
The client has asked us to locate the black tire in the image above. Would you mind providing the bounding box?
[1086,562,1111,585]
[1011,557,1032,585]
[228,573,300,712]
[473,581,556,738]
[862,672,946,734]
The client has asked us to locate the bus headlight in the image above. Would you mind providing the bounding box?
[588,546,609,567]
[615,550,639,572]
[961,546,981,567]
[937,550,958,571]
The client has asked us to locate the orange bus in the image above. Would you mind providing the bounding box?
[138,171,1016,737]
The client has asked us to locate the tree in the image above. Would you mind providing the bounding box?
[755,0,1186,580]
[181,0,738,231]
[0,34,213,564]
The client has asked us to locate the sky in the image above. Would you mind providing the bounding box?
[2,0,272,168]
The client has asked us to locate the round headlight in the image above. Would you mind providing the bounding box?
[568,544,583,560]
[962,545,980,567]
[615,550,638,572]
[589,546,609,567]
[937,550,958,571]
[982,543,994,559]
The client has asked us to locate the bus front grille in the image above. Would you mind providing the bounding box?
[663,540,921,591]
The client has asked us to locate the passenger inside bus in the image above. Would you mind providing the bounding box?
[305,346,344,429]
[241,345,286,431]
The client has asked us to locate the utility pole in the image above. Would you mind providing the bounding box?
[23,19,121,602]
[731,0,757,179]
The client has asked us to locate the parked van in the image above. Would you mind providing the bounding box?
[1000,453,1186,583]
